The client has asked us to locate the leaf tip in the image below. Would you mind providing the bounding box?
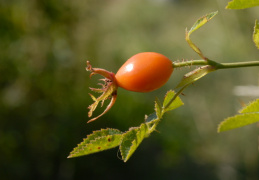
[217,124,223,133]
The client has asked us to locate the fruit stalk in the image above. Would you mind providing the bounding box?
[173,59,259,69]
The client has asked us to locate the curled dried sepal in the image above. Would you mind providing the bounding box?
[86,61,116,80]
[86,61,118,123]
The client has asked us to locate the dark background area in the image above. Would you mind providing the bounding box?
[1,0,259,179]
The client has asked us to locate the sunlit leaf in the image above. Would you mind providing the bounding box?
[240,99,259,113]
[253,20,259,49]
[120,123,149,162]
[186,11,218,59]
[68,128,122,158]
[218,113,259,132]
[163,90,184,113]
[218,99,259,132]
[226,0,259,9]
[176,65,216,89]
[187,11,218,36]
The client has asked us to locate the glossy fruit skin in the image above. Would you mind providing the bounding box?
[115,52,173,92]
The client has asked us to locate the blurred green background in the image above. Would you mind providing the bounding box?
[1,0,259,179]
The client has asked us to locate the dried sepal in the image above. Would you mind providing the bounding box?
[89,87,104,93]
[87,92,117,123]
[86,61,116,80]
[86,61,118,123]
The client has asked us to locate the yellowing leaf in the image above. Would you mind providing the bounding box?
[218,113,259,132]
[218,98,259,132]
[240,99,259,113]
[226,0,259,9]
[253,20,259,49]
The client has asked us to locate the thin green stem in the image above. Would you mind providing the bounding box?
[216,61,259,69]
[173,60,259,69]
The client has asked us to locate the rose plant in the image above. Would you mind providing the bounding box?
[68,0,259,162]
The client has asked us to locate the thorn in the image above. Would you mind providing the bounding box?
[154,129,160,133]
[101,100,105,107]
[238,99,246,107]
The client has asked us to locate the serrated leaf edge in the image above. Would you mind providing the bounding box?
[68,128,123,158]
[239,98,259,113]
[120,124,148,162]
[218,112,259,132]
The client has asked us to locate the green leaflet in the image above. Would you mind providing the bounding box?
[176,65,216,89]
[186,11,218,59]
[120,124,149,162]
[68,128,123,158]
[187,11,218,36]
[182,12,218,87]
[218,99,259,132]
[163,90,184,113]
[253,20,259,50]
[226,0,259,9]
[218,113,259,132]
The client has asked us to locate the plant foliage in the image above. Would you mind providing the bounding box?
[70,5,259,161]
[218,99,259,132]
[217,0,259,133]
[69,90,183,162]
[253,19,259,49]
[185,11,218,60]
[226,0,259,9]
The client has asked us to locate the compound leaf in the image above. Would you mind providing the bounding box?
[226,0,259,9]
[68,128,122,158]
